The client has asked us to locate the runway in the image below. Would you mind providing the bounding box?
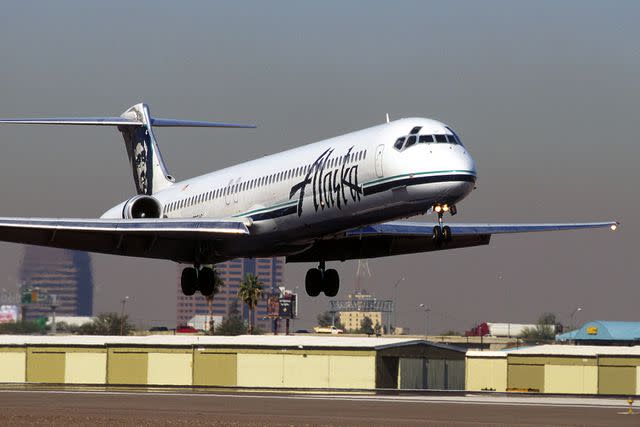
[0,388,638,426]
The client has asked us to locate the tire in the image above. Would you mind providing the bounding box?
[198,267,215,296]
[323,269,340,297]
[305,268,322,297]
[442,225,452,242]
[181,267,198,296]
[432,226,442,244]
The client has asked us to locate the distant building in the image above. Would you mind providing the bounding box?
[19,247,93,320]
[465,322,562,338]
[330,290,392,333]
[556,321,640,345]
[176,257,285,330]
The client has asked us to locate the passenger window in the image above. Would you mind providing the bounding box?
[405,135,417,148]
[410,126,422,134]
[419,135,434,143]
[435,134,447,143]
[394,137,405,150]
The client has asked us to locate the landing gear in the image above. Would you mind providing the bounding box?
[181,267,198,296]
[180,266,216,296]
[432,204,455,245]
[305,261,340,297]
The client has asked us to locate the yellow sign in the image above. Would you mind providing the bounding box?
[586,326,598,335]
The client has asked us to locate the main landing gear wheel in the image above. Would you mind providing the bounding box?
[181,267,198,296]
[305,262,341,297]
[305,268,323,297]
[323,269,340,297]
[198,267,215,296]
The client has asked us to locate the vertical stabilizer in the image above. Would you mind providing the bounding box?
[119,103,174,195]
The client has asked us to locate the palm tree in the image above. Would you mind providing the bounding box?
[237,273,264,334]
[204,266,224,334]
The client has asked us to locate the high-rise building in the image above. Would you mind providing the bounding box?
[19,246,94,320]
[176,257,285,330]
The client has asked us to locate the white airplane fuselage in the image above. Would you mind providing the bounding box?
[103,118,477,259]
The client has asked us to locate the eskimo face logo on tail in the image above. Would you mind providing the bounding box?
[289,146,362,216]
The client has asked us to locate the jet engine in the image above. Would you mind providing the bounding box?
[122,195,163,219]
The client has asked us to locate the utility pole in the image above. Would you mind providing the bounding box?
[120,296,129,336]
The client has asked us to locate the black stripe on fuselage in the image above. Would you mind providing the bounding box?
[248,205,298,221]
[363,174,476,196]
[249,174,476,221]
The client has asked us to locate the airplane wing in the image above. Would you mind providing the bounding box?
[286,220,619,262]
[0,217,249,264]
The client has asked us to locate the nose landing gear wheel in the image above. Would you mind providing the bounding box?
[442,225,452,242]
[305,268,323,297]
[323,269,340,297]
[181,267,198,296]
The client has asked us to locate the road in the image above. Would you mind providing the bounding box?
[0,388,637,426]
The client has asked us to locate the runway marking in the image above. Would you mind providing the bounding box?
[0,388,635,410]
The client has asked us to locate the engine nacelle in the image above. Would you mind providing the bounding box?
[122,195,163,219]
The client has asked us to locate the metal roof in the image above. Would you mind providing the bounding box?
[467,345,640,357]
[556,321,640,342]
[0,334,449,350]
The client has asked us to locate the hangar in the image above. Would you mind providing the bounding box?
[0,335,465,390]
[466,345,640,395]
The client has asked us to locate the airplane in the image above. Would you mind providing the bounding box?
[0,103,618,298]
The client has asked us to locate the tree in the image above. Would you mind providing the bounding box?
[215,300,248,336]
[520,312,559,342]
[237,274,264,334]
[78,313,134,335]
[0,320,45,334]
[360,316,374,335]
[317,311,333,327]
[205,266,225,334]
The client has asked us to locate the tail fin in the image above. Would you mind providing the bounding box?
[0,103,256,195]
[119,103,173,195]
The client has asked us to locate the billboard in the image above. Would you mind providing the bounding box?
[0,305,19,323]
[266,293,297,319]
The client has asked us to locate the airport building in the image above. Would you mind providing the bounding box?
[466,345,640,395]
[176,257,285,329]
[556,321,640,346]
[19,246,93,320]
[0,335,465,390]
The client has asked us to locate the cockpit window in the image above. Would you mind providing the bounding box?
[394,137,405,150]
[410,126,422,134]
[435,134,448,143]
[419,135,434,143]
[446,134,457,144]
[405,135,417,148]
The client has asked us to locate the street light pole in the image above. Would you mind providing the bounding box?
[569,306,582,330]
[392,277,405,334]
[120,296,129,336]
[417,303,431,337]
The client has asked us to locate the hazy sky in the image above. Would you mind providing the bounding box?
[0,1,638,333]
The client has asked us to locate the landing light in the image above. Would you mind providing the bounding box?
[443,205,449,212]
[611,224,618,231]
[434,206,442,213]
